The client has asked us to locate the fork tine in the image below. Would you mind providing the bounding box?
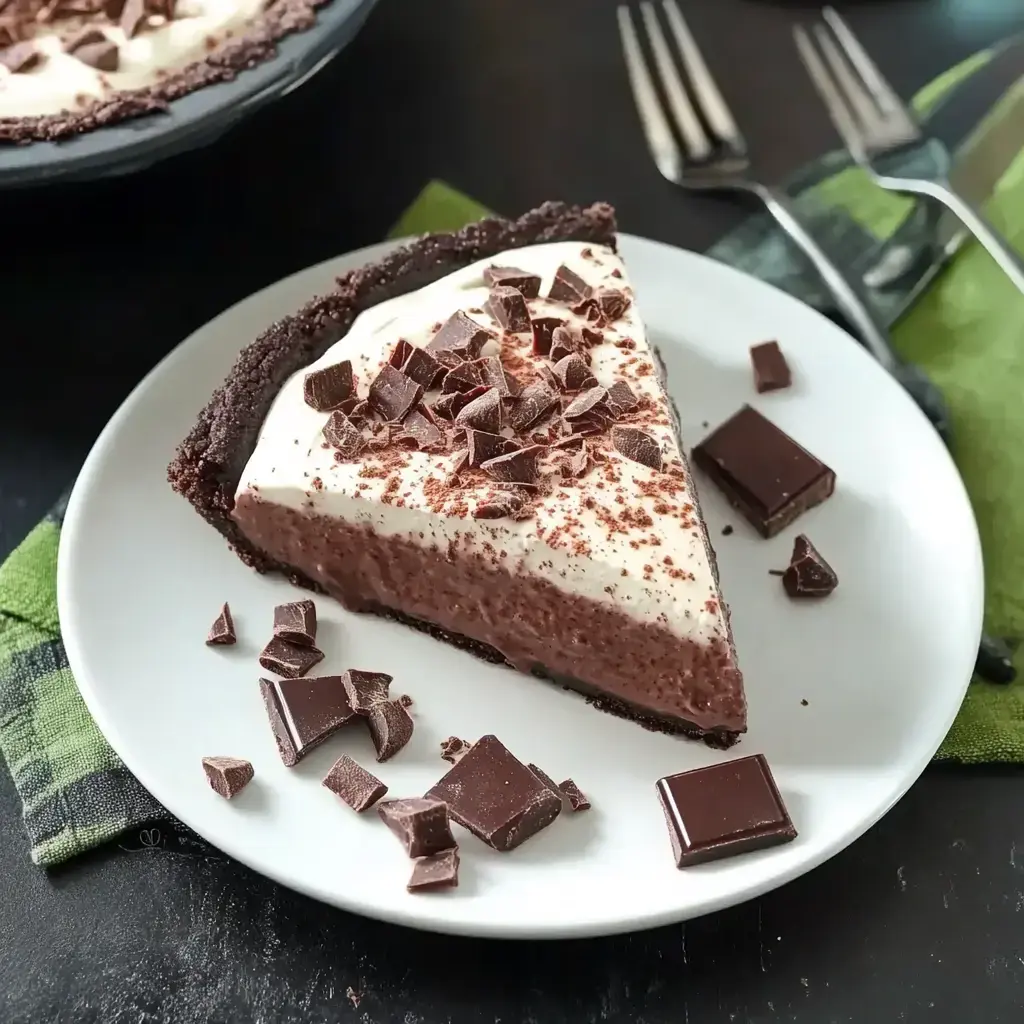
[822,5,917,135]
[661,0,744,153]
[792,24,866,160]
[616,6,687,181]
[638,2,712,161]
[811,24,889,144]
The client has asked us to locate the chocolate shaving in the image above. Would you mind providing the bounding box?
[531,317,564,356]
[563,386,608,420]
[508,382,557,432]
[401,347,446,389]
[548,264,592,304]
[480,445,541,484]
[466,430,520,467]
[205,603,235,646]
[552,353,597,392]
[612,426,663,471]
[389,339,414,370]
[1,41,41,72]
[426,311,493,365]
[605,379,639,416]
[596,287,630,322]
[304,359,354,411]
[454,387,502,434]
[440,361,483,394]
[483,265,541,298]
[486,286,531,333]
[400,406,445,450]
[323,411,365,457]
[368,364,423,422]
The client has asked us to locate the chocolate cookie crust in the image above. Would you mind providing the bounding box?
[167,201,618,574]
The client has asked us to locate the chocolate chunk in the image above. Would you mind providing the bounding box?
[368,364,423,422]
[426,735,562,851]
[782,534,838,597]
[691,405,836,538]
[273,599,316,646]
[605,380,639,417]
[581,326,605,348]
[400,406,446,450]
[434,387,483,421]
[441,361,483,394]
[486,286,531,333]
[455,387,502,434]
[549,326,589,365]
[595,287,631,322]
[655,754,797,867]
[401,347,446,389]
[1,42,42,72]
[552,353,597,392]
[472,491,530,520]
[340,668,393,714]
[612,426,662,471]
[559,779,590,812]
[441,736,472,764]
[559,445,590,479]
[120,0,147,37]
[427,311,492,365]
[473,356,521,397]
[377,798,456,858]
[367,699,414,761]
[407,848,460,892]
[259,675,356,766]
[480,445,541,484]
[70,37,119,71]
[564,386,608,420]
[323,411,366,458]
[322,754,387,812]
[571,297,605,325]
[548,264,592,304]
[304,359,354,411]
[389,339,414,370]
[258,636,324,678]
[202,756,253,799]
[466,429,520,467]
[483,265,541,298]
[205,603,235,645]
[531,317,564,356]
[750,340,792,393]
[537,364,560,392]
[508,382,557,432]
[397,694,413,708]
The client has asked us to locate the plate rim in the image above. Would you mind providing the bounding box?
[57,234,984,938]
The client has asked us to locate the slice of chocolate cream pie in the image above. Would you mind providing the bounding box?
[169,203,746,744]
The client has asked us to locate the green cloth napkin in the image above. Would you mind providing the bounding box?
[3,60,1024,867]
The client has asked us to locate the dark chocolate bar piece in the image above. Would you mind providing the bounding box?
[273,599,317,646]
[782,534,838,598]
[259,675,356,766]
[749,341,791,393]
[377,798,457,858]
[692,405,835,538]
[322,754,388,811]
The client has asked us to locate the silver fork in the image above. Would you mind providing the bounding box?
[616,0,951,446]
[794,7,1024,296]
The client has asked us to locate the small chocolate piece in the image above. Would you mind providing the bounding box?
[508,382,558,432]
[434,386,489,421]
[552,353,597,392]
[258,636,324,678]
[368,364,423,422]
[400,406,446,450]
[559,779,590,812]
[441,361,483,394]
[259,676,356,766]
[205,603,235,646]
[612,426,663,471]
[782,534,838,598]
[466,430,520,467]
[397,694,413,708]
[367,699,414,761]
[487,286,532,333]
[537,364,560,392]
[472,491,530,521]
[427,311,492,365]
[202,756,253,799]
[401,347,446,389]
[560,445,590,479]
[750,340,792,393]
[441,736,472,764]
[548,264,592,304]
[595,287,631,322]
[655,754,797,867]
[455,387,502,434]
[273,599,316,646]
[563,387,608,421]
[1,42,42,72]
[377,798,456,858]
[323,411,366,457]
[120,0,147,36]
[340,669,393,714]
[605,380,639,417]
[549,326,589,365]
[483,265,541,298]
[481,445,541,484]
[474,356,521,397]
[322,754,388,812]
[407,848,460,892]
[389,339,414,370]
[692,405,836,538]
[69,36,119,71]
[304,359,354,411]
[427,735,562,851]
[531,317,565,356]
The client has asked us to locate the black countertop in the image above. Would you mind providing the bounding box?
[3,1,1024,1021]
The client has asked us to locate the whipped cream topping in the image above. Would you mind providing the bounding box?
[235,241,732,645]
[0,0,264,119]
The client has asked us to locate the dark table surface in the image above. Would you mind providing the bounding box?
[3,1,1024,1021]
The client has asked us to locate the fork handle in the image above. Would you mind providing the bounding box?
[755,184,899,374]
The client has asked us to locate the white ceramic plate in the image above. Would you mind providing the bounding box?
[58,235,983,939]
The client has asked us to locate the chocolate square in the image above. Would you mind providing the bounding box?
[655,754,796,867]
[259,675,356,766]
[750,340,792,393]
